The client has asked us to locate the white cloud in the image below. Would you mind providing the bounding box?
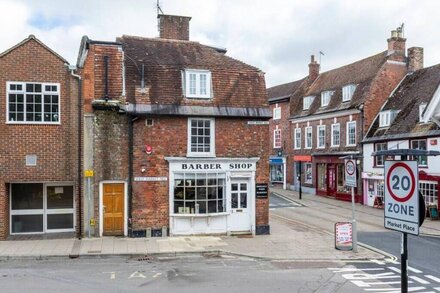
[1,0,440,87]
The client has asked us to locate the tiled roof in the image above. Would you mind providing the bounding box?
[119,35,267,108]
[365,64,440,141]
[267,78,306,103]
[291,51,388,118]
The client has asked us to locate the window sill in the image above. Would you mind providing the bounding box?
[171,212,230,218]
[185,96,212,100]
[346,144,356,147]
[186,153,216,158]
[6,121,61,125]
[330,145,340,148]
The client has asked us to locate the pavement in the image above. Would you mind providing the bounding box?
[3,186,436,261]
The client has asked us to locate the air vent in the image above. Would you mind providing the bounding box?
[146,119,154,126]
[26,155,37,166]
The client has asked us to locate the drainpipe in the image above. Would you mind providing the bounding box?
[70,67,82,240]
[359,103,365,204]
[128,114,134,237]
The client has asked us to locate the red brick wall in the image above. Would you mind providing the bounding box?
[159,15,191,41]
[0,38,80,239]
[81,43,123,113]
[131,116,269,231]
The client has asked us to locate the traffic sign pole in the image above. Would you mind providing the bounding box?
[401,232,408,293]
[351,186,358,253]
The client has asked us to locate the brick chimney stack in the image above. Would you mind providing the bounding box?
[407,47,424,72]
[387,27,406,61]
[308,55,320,82]
[158,14,191,41]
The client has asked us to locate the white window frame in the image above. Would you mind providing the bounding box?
[331,123,340,147]
[273,128,282,149]
[183,69,212,99]
[317,125,326,148]
[342,84,356,102]
[303,96,314,110]
[294,128,301,149]
[346,121,356,146]
[6,81,61,124]
[379,111,391,127]
[419,103,427,122]
[305,126,312,149]
[375,142,388,167]
[187,118,215,157]
[321,91,332,107]
[9,182,75,235]
[273,105,281,120]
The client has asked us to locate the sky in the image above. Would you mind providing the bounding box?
[1,0,439,87]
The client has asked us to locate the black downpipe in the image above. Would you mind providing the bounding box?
[76,76,83,240]
[104,56,109,101]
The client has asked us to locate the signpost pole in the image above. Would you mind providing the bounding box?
[87,176,91,238]
[351,185,358,253]
[401,233,408,293]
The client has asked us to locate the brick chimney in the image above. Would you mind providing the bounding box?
[308,55,320,82]
[387,28,406,61]
[158,14,191,41]
[407,47,424,72]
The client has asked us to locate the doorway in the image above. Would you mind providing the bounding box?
[101,183,125,236]
[229,179,251,233]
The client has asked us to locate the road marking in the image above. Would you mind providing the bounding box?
[371,259,386,265]
[328,268,385,273]
[408,266,423,274]
[152,273,162,278]
[352,280,411,287]
[388,267,400,273]
[434,287,440,291]
[342,272,398,280]
[129,271,147,279]
[409,276,430,285]
[426,275,440,283]
[103,272,116,280]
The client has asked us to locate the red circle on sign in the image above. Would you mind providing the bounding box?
[346,160,355,176]
[386,162,416,203]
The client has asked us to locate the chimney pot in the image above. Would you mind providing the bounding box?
[387,27,406,61]
[308,54,319,83]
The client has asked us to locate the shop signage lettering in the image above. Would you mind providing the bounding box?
[256,183,268,198]
[181,163,254,170]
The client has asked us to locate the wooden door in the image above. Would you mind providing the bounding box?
[103,183,124,236]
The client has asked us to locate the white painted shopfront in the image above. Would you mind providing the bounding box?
[166,157,259,236]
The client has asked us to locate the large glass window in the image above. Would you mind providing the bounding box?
[317,163,327,191]
[270,164,284,182]
[10,183,75,234]
[7,82,60,123]
[346,121,356,146]
[317,125,325,148]
[188,118,215,157]
[420,181,438,207]
[331,123,340,147]
[304,163,312,184]
[184,70,212,99]
[174,173,225,214]
[411,139,427,166]
[337,164,350,193]
[375,142,387,166]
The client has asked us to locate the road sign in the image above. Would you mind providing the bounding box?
[345,159,357,187]
[384,160,419,235]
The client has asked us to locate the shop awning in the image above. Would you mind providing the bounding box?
[270,158,284,165]
[293,155,312,162]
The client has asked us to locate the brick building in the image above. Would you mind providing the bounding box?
[77,14,271,237]
[268,28,418,203]
[0,35,81,240]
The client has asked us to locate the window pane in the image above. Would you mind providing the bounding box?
[240,193,247,208]
[186,187,195,200]
[47,186,73,209]
[197,201,206,214]
[174,201,184,213]
[11,183,43,210]
[208,187,217,199]
[47,214,73,230]
[231,193,238,208]
[217,200,224,212]
[197,187,207,199]
[208,200,216,213]
[12,215,43,233]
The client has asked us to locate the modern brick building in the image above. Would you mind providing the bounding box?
[77,14,271,237]
[268,28,418,203]
[0,35,81,240]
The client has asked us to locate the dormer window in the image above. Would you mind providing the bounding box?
[183,69,212,99]
[342,84,356,102]
[303,96,314,110]
[419,103,427,122]
[321,91,332,107]
[379,111,391,127]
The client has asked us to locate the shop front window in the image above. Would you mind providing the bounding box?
[317,163,327,191]
[174,173,225,214]
[336,164,350,193]
[10,183,74,234]
[420,181,438,207]
[270,164,284,183]
[305,163,312,184]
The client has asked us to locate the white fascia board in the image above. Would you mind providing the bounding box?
[424,84,440,122]
[290,109,360,124]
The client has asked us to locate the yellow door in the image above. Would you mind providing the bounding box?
[103,183,124,236]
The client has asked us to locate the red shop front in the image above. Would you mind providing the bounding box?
[314,155,363,203]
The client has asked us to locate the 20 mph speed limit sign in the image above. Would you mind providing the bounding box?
[384,161,419,235]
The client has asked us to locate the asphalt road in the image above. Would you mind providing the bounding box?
[0,255,363,293]
[358,231,440,274]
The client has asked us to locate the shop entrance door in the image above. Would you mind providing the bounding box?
[103,183,124,236]
[229,179,251,233]
[327,164,336,196]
